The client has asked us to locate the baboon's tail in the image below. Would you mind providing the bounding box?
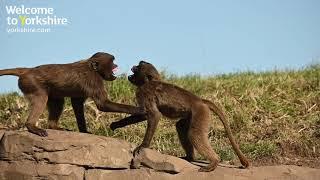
[0,68,29,77]
[202,99,250,168]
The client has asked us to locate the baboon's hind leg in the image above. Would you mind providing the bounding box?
[47,98,64,130]
[25,92,49,136]
[176,117,195,161]
[189,104,220,172]
[71,98,88,133]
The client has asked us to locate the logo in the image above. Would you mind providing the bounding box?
[5,5,69,33]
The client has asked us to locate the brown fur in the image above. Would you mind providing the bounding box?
[0,52,141,136]
[111,61,250,172]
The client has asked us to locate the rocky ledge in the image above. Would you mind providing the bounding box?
[0,130,319,180]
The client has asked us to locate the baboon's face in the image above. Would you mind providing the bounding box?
[90,52,118,81]
[128,61,160,86]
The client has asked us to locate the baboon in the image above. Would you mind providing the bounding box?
[111,61,249,172]
[0,52,142,136]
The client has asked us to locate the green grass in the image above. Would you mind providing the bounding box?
[0,64,319,165]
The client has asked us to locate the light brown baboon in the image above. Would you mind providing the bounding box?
[111,61,249,172]
[0,52,142,136]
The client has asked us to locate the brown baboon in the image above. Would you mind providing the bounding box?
[0,52,142,136]
[111,61,249,172]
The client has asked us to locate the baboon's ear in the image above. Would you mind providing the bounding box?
[89,60,99,71]
[147,75,153,81]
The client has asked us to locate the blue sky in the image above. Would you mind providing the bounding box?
[0,0,319,93]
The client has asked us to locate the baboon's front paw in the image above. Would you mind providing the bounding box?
[28,128,48,137]
[241,159,250,168]
[133,145,145,156]
[37,129,48,137]
[27,125,48,137]
[130,159,141,169]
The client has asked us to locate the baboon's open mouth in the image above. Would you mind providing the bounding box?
[111,65,119,78]
[112,65,118,74]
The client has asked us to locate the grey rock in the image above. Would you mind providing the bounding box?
[85,168,170,180]
[0,160,84,180]
[0,130,134,168]
[1,130,319,180]
[132,148,198,173]
[85,165,320,180]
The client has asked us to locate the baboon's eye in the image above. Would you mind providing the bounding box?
[131,65,139,73]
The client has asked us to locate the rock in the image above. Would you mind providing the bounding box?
[132,148,198,173]
[85,168,171,180]
[1,130,319,180]
[0,130,134,169]
[249,165,320,180]
[84,165,320,180]
[0,160,84,180]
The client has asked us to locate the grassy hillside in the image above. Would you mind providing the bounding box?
[0,64,319,167]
